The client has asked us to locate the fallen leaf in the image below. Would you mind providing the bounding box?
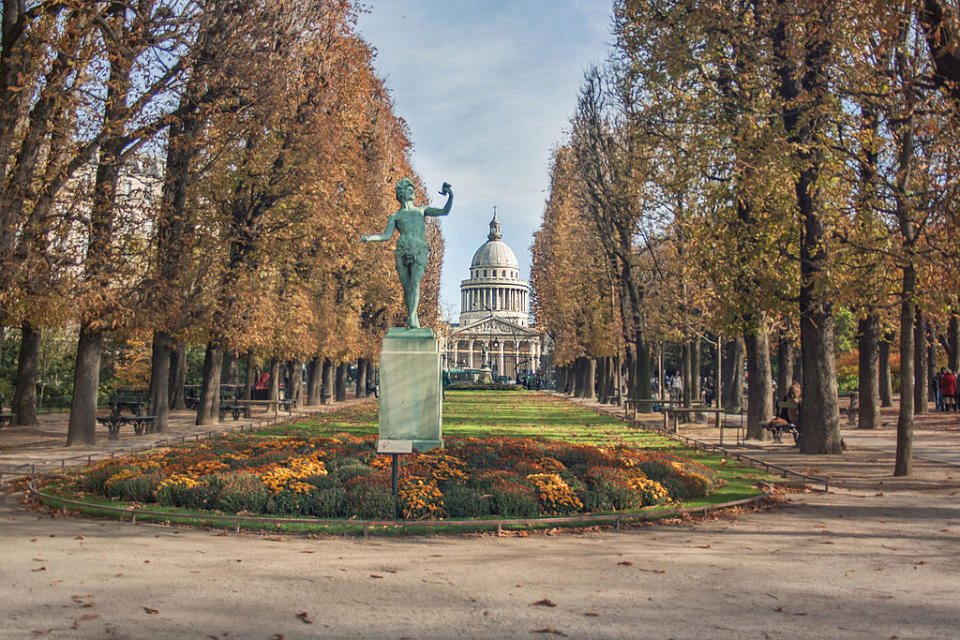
[269,635,285,640]
[74,536,84,540]
[144,607,159,615]
[78,614,99,622]
[531,628,567,637]
[370,574,383,579]
[32,558,47,562]
[296,612,313,624]
[30,537,38,542]
[617,561,633,566]
[530,599,557,607]
[696,544,711,549]
[32,566,46,572]
[300,550,315,554]
[82,602,94,608]
[144,560,150,564]
[584,612,599,617]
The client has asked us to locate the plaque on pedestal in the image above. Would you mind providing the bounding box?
[378,327,442,452]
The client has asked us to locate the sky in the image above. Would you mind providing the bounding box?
[356,1,614,322]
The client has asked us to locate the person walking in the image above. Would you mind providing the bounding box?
[935,368,945,410]
[940,369,957,412]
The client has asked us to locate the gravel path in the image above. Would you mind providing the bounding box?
[2,395,958,639]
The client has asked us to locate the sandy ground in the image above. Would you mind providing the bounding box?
[2,396,959,639]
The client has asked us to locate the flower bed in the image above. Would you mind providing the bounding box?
[59,433,723,520]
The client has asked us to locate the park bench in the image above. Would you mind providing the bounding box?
[97,414,156,440]
[0,413,13,428]
[110,390,147,416]
[280,398,296,413]
[219,403,246,421]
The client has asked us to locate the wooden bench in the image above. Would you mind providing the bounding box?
[97,415,156,440]
[0,413,13,428]
[234,399,281,419]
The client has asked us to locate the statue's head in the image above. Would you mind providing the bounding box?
[395,177,416,203]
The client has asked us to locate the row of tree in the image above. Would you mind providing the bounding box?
[1,0,442,444]
[532,0,960,475]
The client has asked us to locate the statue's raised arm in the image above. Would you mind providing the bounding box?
[424,182,453,217]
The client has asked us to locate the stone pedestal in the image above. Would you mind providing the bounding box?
[378,327,442,451]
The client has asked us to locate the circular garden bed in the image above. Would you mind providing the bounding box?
[48,433,723,521]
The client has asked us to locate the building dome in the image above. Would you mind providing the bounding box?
[458,209,530,328]
[470,213,519,268]
[471,240,518,269]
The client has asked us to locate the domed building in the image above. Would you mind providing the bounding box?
[445,211,546,379]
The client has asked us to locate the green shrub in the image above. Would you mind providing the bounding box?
[268,488,306,515]
[491,484,539,517]
[660,476,691,502]
[305,474,338,491]
[82,463,122,494]
[216,473,269,514]
[106,474,159,502]
[442,484,489,518]
[637,458,674,482]
[155,482,203,509]
[303,486,347,518]
[346,484,394,519]
[577,489,613,513]
[334,459,372,483]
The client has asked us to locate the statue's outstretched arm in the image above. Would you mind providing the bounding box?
[425,182,453,217]
[360,213,396,242]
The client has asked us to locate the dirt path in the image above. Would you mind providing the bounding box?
[1,395,959,639]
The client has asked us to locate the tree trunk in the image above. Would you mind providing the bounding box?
[681,342,693,408]
[288,359,303,406]
[168,340,187,410]
[947,315,959,371]
[335,362,347,402]
[721,336,744,411]
[879,334,893,407]
[914,308,928,414]
[147,330,172,433]
[221,351,238,386]
[927,321,936,403]
[243,351,255,401]
[307,357,321,405]
[571,356,585,398]
[196,343,223,426]
[66,324,103,445]
[269,359,279,401]
[777,330,795,402]
[321,358,333,404]
[744,323,773,440]
[691,340,701,404]
[895,264,916,476]
[858,314,881,429]
[355,357,366,399]
[583,358,597,400]
[12,321,40,426]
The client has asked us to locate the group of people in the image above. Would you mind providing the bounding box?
[935,368,958,411]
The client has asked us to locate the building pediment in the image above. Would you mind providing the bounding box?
[450,315,539,338]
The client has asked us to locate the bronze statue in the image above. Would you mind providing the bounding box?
[361,177,453,328]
